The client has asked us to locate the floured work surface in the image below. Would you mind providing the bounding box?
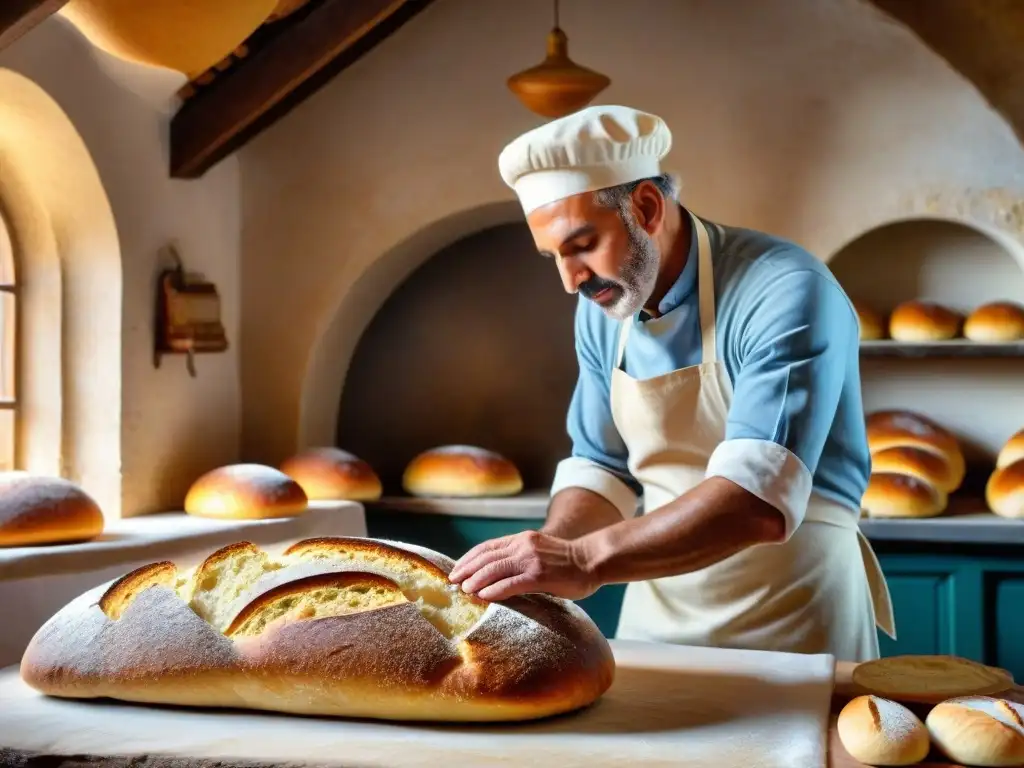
[0,640,835,768]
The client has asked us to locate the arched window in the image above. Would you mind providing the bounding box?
[0,213,14,471]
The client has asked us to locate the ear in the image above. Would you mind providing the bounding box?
[630,180,666,235]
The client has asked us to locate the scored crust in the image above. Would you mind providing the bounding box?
[21,535,614,722]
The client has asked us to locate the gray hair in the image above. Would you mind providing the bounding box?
[593,173,680,213]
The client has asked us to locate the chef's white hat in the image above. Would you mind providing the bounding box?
[498,104,672,215]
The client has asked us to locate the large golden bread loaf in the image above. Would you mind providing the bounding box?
[20,536,614,722]
[403,445,523,498]
[0,472,105,547]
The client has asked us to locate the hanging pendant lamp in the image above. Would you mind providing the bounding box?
[507,0,611,119]
[59,0,278,79]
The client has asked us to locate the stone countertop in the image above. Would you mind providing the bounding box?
[367,495,1024,545]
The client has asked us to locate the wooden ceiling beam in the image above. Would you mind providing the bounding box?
[0,0,68,52]
[169,0,436,179]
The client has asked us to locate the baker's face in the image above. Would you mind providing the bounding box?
[527,190,660,320]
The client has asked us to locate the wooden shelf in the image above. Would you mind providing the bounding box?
[859,340,1024,358]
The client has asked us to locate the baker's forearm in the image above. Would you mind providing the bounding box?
[576,477,787,584]
[541,487,627,539]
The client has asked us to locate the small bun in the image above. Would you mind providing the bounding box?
[403,446,523,498]
[866,410,965,491]
[0,472,105,547]
[870,445,960,493]
[888,300,962,342]
[986,459,1024,519]
[837,695,930,766]
[927,696,1024,767]
[997,429,1024,470]
[964,301,1024,343]
[853,300,887,341]
[184,464,308,520]
[280,447,382,501]
[861,473,946,518]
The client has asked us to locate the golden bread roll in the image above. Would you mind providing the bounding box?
[861,473,946,518]
[279,447,382,501]
[837,695,930,766]
[870,445,960,493]
[184,463,308,520]
[853,300,886,341]
[926,696,1024,767]
[964,301,1024,343]
[403,445,523,498]
[986,459,1024,519]
[888,300,962,342]
[0,472,104,547]
[20,536,614,722]
[997,429,1024,470]
[852,655,1012,703]
[866,410,965,491]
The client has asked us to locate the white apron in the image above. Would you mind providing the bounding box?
[610,213,895,662]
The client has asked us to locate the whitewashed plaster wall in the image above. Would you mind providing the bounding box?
[0,17,243,516]
[232,0,1024,463]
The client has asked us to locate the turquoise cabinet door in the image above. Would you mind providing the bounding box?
[992,574,1024,679]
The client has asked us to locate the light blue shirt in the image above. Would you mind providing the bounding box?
[553,213,870,532]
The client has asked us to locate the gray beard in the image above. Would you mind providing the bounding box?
[603,214,659,321]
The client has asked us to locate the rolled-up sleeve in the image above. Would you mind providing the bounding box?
[705,267,857,539]
[550,300,641,518]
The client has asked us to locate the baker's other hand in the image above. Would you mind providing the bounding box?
[448,530,599,602]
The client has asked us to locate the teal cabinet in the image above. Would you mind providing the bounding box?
[366,509,1024,681]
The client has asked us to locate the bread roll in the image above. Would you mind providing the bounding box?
[20,536,615,722]
[837,695,930,766]
[853,300,887,341]
[184,464,308,520]
[964,301,1024,343]
[0,472,104,547]
[888,300,962,342]
[403,445,523,497]
[986,459,1024,519]
[279,447,382,501]
[997,429,1024,470]
[866,410,965,491]
[926,696,1024,767]
[870,445,960,493]
[861,472,947,518]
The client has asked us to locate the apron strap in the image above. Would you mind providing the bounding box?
[693,214,718,365]
[616,317,632,369]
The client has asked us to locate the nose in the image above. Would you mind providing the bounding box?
[556,256,591,294]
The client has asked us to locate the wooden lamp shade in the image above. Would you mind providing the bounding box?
[58,0,279,78]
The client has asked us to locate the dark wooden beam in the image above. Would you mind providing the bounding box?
[170,0,436,179]
[0,0,68,52]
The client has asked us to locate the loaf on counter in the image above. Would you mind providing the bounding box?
[0,472,105,547]
[861,411,965,518]
[963,301,1024,343]
[926,696,1024,767]
[402,445,523,498]
[279,447,383,501]
[20,536,614,722]
[184,463,309,520]
[888,300,962,342]
[837,695,930,766]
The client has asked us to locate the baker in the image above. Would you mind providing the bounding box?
[448,104,895,662]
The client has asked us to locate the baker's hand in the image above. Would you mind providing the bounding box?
[447,530,599,602]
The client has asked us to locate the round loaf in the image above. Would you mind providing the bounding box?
[926,696,1024,767]
[20,536,615,722]
[986,460,1024,519]
[964,301,1024,343]
[861,473,946,518]
[853,300,886,341]
[403,445,523,498]
[888,300,962,341]
[997,429,1024,470]
[184,464,308,520]
[0,472,104,547]
[866,410,965,491]
[870,445,960,493]
[279,447,382,501]
[837,695,930,766]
